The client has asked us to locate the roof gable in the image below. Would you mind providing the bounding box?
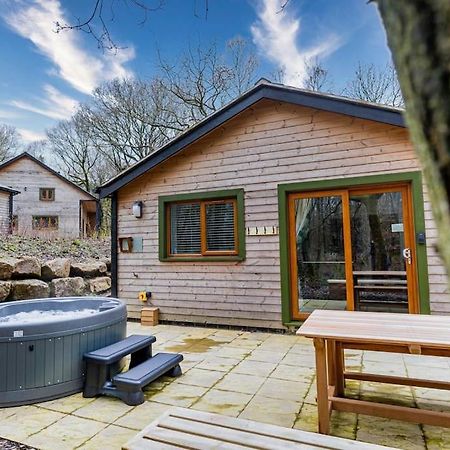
[98,82,406,198]
[0,152,96,200]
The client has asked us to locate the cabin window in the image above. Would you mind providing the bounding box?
[159,189,245,261]
[39,188,55,201]
[169,199,237,256]
[32,216,59,230]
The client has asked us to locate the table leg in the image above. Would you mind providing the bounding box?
[334,341,345,396]
[314,337,330,434]
[326,341,336,389]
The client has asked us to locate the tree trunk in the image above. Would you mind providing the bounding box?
[375,1,450,281]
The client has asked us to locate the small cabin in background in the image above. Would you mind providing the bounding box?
[0,152,98,238]
[0,185,19,234]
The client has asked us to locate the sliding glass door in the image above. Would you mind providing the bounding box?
[288,183,417,320]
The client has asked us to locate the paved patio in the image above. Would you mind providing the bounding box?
[1,322,450,449]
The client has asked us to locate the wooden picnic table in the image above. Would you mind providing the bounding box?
[297,310,450,434]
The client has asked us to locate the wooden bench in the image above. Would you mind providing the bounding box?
[83,334,183,406]
[123,407,392,449]
[352,271,408,310]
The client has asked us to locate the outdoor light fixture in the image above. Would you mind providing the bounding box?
[132,201,143,218]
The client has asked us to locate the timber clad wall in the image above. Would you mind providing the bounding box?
[117,99,450,327]
[0,191,10,234]
[0,158,93,238]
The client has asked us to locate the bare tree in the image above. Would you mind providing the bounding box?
[158,39,260,127]
[375,1,450,279]
[25,140,48,162]
[158,43,234,125]
[0,124,18,162]
[226,37,260,95]
[47,114,108,192]
[304,58,332,92]
[344,62,403,107]
[44,38,258,181]
[77,77,177,172]
[270,59,332,92]
[55,0,165,51]
[54,0,212,51]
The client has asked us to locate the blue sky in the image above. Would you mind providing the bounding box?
[0,0,391,144]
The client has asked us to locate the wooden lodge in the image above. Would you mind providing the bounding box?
[98,81,450,329]
[0,152,98,238]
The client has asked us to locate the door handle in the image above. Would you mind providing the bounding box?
[403,247,412,265]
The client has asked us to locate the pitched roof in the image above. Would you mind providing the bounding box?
[0,152,96,200]
[97,80,406,198]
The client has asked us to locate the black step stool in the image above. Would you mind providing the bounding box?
[83,334,183,405]
[113,353,183,405]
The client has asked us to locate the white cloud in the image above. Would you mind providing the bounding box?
[2,0,135,94]
[0,109,21,120]
[17,128,46,143]
[10,84,78,120]
[251,0,341,87]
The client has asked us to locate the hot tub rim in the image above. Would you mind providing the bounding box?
[0,296,127,341]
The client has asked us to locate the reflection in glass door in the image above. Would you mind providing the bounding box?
[288,184,417,320]
[350,188,410,313]
[289,191,353,317]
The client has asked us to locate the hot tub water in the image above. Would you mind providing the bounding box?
[0,308,98,324]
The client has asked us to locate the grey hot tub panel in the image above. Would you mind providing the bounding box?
[0,297,127,407]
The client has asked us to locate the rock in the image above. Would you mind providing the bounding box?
[0,258,17,280]
[70,261,107,278]
[85,276,111,294]
[42,258,71,281]
[10,280,49,300]
[0,281,11,301]
[102,258,112,271]
[49,277,85,297]
[13,257,41,279]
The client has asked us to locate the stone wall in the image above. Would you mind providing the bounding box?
[0,257,111,302]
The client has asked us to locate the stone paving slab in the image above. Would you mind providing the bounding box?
[0,322,449,449]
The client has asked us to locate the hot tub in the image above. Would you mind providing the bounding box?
[0,297,127,407]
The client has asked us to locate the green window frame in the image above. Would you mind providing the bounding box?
[159,189,246,262]
[278,171,430,326]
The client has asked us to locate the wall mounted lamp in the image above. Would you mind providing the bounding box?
[132,201,143,218]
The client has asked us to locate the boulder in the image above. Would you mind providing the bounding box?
[0,258,17,280]
[49,277,85,297]
[102,258,112,271]
[42,258,71,281]
[13,257,41,279]
[70,261,107,278]
[85,276,111,294]
[10,280,49,300]
[0,281,11,301]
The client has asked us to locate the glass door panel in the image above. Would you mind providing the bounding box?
[292,194,348,314]
[288,183,417,319]
[350,189,409,313]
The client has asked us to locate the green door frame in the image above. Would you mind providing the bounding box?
[278,171,430,326]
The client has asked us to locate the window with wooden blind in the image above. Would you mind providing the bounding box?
[159,189,245,261]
